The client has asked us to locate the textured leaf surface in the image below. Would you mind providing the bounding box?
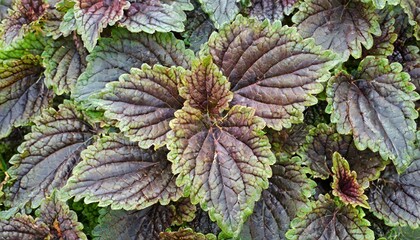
[171,198,197,226]
[331,152,369,208]
[400,45,420,96]
[5,102,94,208]
[200,0,240,28]
[326,57,419,173]
[400,0,420,39]
[0,55,53,139]
[63,133,183,210]
[209,16,337,130]
[0,0,11,21]
[168,105,275,237]
[42,36,87,95]
[267,123,310,160]
[160,228,215,240]
[299,123,388,187]
[369,157,420,228]
[240,157,315,240]
[0,32,46,59]
[74,0,129,51]
[120,0,193,33]
[292,0,380,60]
[247,0,298,21]
[96,64,183,149]
[0,214,49,240]
[73,28,193,105]
[188,208,221,236]
[286,194,374,240]
[93,205,174,240]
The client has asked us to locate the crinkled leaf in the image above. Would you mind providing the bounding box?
[331,152,369,208]
[40,5,66,39]
[188,208,221,236]
[160,228,216,240]
[0,214,49,239]
[292,0,381,60]
[93,204,174,240]
[209,16,338,130]
[299,123,388,187]
[74,0,130,51]
[96,64,183,149]
[267,123,310,160]
[369,156,420,228]
[246,0,298,21]
[168,105,275,237]
[63,133,183,210]
[398,45,420,97]
[199,0,240,28]
[0,31,46,59]
[240,157,315,240]
[59,7,76,37]
[400,0,420,40]
[5,102,94,209]
[42,36,87,95]
[286,194,374,240]
[171,198,197,226]
[0,55,53,139]
[73,27,193,106]
[180,56,233,116]
[0,0,12,21]
[119,0,193,33]
[326,57,419,173]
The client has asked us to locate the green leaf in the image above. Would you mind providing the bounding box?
[63,133,183,210]
[400,45,420,96]
[0,31,47,59]
[286,194,374,240]
[246,0,298,21]
[74,0,130,51]
[168,105,275,237]
[326,57,419,173]
[209,15,338,130]
[0,54,53,139]
[240,157,315,240]
[5,102,94,209]
[369,156,420,228]
[95,64,183,149]
[171,198,197,226]
[199,0,240,28]
[400,0,420,40]
[119,0,193,33]
[59,7,76,37]
[42,36,87,95]
[73,27,193,106]
[331,152,369,209]
[292,0,381,60]
[360,0,399,9]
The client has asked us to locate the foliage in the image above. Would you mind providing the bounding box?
[0,0,419,239]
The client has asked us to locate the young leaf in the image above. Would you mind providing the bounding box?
[199,0,240,28]
[369,156,420,228]
[400,0,420,40]
[208,15,338,130]
[119,0,193,34]
[168,105,275,237]
[73,27,193,106]
[42,36,87,95]
[286,194,374,240]
[240,157,315,240]
[63,133,183,210]
[331,152,369,208]
[292,0,381,60]
[267,123,310,160]
[0,214,49,239]
[73,0,130,51]
[0,54,53,139]
[96,64,183,149]
[326,57,419,173]
[171,198,197,226]
[160,228,216,240]
[93,204,174,240]
[5,102,94,209]
[246,0,298,21]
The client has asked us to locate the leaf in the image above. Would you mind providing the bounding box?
[286,194,374,240]
[267,123,310,160]
[42,36,87,95]
[73,0,130,51]
[63,133,183,210]
[240,157,315,240]
[40,8,65,39]
[246,0,298,21]
[73,27,193,106]
[0,0,12,21]
[96,64,183,149]
[326,57,419,173]
[0,54,53,139]
[299,123,388,187]
[188,208,221,236]
[208,15,338,130]
[331,152,369,208]
[168,105,275,237]
[119,0,193,33]
[59,7,76,37]
[400,45,420,96]
[292,0,381,60]
[93,204,174,240]
[369,156,420,228]
[0,214,49,239]
[199,0,240,28]
[160,228,216,240]
[180,56,233,116]
[5,102,94,209]
[0,31,47,59]
[171,198,197,226]
[400,0,420,40]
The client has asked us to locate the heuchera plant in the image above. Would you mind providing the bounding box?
[0,0,419,239]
